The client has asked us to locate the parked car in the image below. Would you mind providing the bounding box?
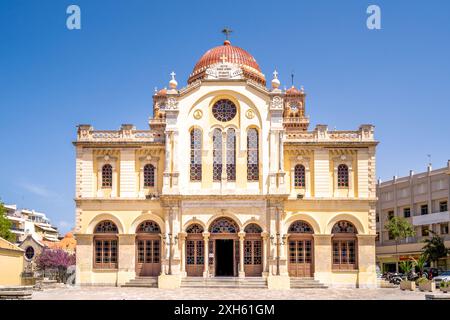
[433,271,450,288]
[423,267,442,279]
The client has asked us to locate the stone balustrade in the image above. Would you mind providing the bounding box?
[285,124,375,143]
[77,124,165,143]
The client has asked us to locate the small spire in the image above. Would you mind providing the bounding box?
[291,71,295,87]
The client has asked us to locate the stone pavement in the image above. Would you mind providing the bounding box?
[31,286,429,300]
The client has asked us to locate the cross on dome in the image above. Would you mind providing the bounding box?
[221,28,233,40]
[219,54,228,63]
[170,71,176,80]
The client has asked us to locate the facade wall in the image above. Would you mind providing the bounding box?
[74,45,378,288]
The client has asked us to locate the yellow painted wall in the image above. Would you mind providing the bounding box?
[0,248,24,286]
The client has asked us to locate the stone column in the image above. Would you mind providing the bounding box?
[74,234,93,286]
[118,234,136,285]
[203,232,210,278]
[238,232,246,278]
[313,234,332,286]
[357,234,377,289]
[178,232,187,277]
[262,231,269,277]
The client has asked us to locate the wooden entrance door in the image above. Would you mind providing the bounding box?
[288,238,313,277]
[186,237,204,276]
[136,237,161,276]
[244,238,263,276]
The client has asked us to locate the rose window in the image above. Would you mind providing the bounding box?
[212,99,237,122]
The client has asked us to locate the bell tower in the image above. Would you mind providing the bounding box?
[283,85,309,131]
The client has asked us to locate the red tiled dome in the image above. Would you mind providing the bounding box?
[188,40,266,85]
[286,86,302,96]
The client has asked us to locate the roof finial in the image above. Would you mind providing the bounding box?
[222,27,233,43]
[291,70,295,87]
[169,71,178,89]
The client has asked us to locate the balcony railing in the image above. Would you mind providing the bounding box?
[412,211,450,226]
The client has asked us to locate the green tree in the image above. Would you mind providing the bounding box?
[384,216,416,272]
[412,253,427,276]
[422,231,448,268]
[0,201,15,242]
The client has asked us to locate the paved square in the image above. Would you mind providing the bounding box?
[31,286,431,300]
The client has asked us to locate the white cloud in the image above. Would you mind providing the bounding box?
[18,182,58,198]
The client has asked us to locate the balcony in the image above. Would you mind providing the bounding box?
[412,211,450,226]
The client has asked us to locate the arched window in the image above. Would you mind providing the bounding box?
[294,165,306,188]
[332,220,357,270]
[136,220,160,233]
[226,128,236,181]
[190,128,202,181]
[244,223,262,234]
[143,164,155,187]
[102,164,113,188]
[288,221,313,234]
[186,224,204,234]
[94,220,118,269]
[247,128,259,181]
[209,217,239,233]
[337,164,349,188]
[213,128,222,181]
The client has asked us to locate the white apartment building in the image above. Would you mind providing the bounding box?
[4,204,60,244]
[376,161,450,272]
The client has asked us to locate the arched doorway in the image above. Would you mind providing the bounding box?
[185,224,204,277]
[331,220,358,270]
[287,220,314,277]
[135,220,161,276]
[244,223,263,277]
[209,217,239,277]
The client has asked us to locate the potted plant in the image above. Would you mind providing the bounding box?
[440,281,449,293]
[417,276,435,292]
[399,260,416,291]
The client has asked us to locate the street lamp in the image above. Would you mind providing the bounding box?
[270,232,287,276]
[163,233,178,275]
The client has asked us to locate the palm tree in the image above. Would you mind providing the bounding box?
[422,231,448,268]
[384,216,416,272]
[412,254,427,277]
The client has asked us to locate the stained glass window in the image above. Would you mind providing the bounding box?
[190,128,202,181]
[226,129,236,181]
[212,99,237,122]
[137,220,161,233]
[337,164,349,188]
[102,164,112,188]
[186,224,204,234]
[288,221,313,234]
[294,164,306,188]
[143,164,155,187]
[244,223,262,234]
[332,221,356,234]
[95,220,118,233]
[247,128,259,181]
[213,129,222,181]
[209,217,239,233]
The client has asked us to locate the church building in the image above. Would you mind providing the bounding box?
[74,37,378,289]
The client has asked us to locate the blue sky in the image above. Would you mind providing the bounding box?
[1,0,449,234]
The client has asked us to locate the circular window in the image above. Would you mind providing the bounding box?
[212,99,237,122]
[25,246,35,260]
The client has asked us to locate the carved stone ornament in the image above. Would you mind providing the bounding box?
[245,109,255,119]
[204,62,244,80]
[167,97,179,110]
[193,109,203,120]
[271,96,283,110]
